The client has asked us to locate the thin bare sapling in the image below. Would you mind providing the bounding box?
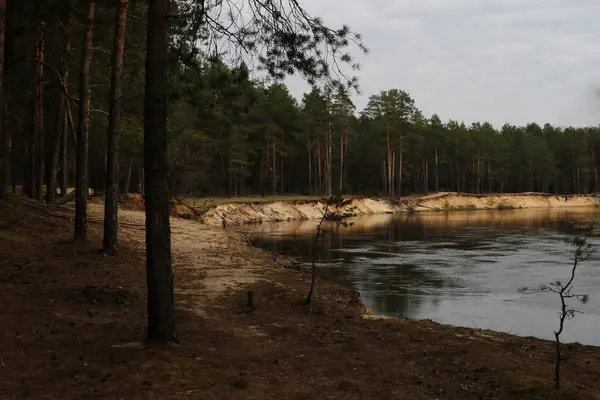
[519,236,593,389]
[305,194,353,306]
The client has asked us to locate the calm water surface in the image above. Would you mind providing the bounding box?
[241,209,600,346]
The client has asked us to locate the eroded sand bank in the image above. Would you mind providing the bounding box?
[201,192,600,226]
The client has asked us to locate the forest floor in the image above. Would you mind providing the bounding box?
[2,195,600,399]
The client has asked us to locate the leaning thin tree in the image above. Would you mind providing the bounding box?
[142,0,366,344]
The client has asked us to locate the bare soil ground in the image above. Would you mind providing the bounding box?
[1,195,600,399]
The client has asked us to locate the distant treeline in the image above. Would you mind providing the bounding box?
[162,62,599,198]
[0,2,596,198]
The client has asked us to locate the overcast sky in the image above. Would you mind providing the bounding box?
[282,0,600,128]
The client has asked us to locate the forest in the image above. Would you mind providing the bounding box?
[0,0,599,344]
[0,0,372,344]
[4,3,600,397]
[0,1,599,209]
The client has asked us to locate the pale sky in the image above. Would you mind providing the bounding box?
[283,0,600,128]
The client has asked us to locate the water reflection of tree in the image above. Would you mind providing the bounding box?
[351,263,448,318]
[366,294,438,319]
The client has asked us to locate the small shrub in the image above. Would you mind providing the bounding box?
[441,200,451,211]
[496,201,515,210]
[485,198,496,209]
[443,203,477,211]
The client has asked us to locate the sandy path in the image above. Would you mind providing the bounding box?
[88,203,281,316]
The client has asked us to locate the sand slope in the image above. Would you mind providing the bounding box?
[411,192,598,210]
[202,192,600,225]
[202,197,401,225]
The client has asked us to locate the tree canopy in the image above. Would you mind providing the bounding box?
[1,0,598,204]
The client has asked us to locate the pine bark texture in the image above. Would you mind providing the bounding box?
[74,1,95,241]
[0,0,6,197]
[144,0,178,344]
[102,0,128,255]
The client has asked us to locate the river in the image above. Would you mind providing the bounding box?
[241,208,600,346]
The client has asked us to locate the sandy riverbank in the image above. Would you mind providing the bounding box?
[198,192,600,226]
[1,196,600,398]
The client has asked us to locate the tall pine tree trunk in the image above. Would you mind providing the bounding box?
[488,163,492,193]
[27,24,44,199]
[47,7,72,204]
[326,121,332,196]
[471,157,475,193]
[0,0,6,197]
[392,150,396,196]
[46,93,64,204]
[343,132,349,190]
[456,158,460,192]
[478,155,482,193]
[144,0,178,344]
[307,132,312,195]
[271,138,276,195]
[434,147,439,192]
[414,165,419,193]
[26,126,34,197]
[3,0,9,195]
[316,137,322,194]
[259,150,264,195]
[280,130,284,195]
[424,161,429,194]
[398,139,403,198]
[124,158,133,194]
[74,1,95,242]
[339,131,344,193]
[46,81,66,203]
[591,147,598,193]
[529,155,534,192]
[386,124,392,199]
[381,157,386,195]
[241,165,245,195]
[35,23,45,201]
[572,157,576,194]
[137,164,143,193]
[59,103,68,196]
[102,0,128,255]
[448,162,453,191]
[324,135,328,196]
